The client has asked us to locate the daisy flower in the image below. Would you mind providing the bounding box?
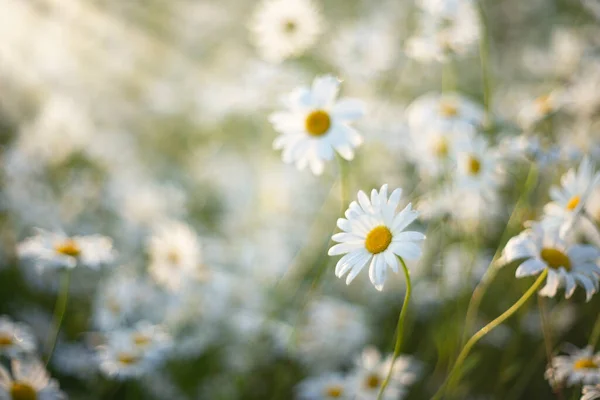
[249,0,323,63]
[582,384,600,400]
[0,357,66,400]
[542,157,600,233]
[546,346,600,387]
[501,224,600,301]
[406,92,484,133]
[270,75,365,175]
[348,346,420,400]
[17,229,115,271]
[148,220,206,291]
[518,90,566,130]
[328,184,425,291]
[0,316,37,358]
[296,373,352,400]
[452,132,502,197]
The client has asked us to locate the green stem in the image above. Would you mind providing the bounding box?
[442,59,457,93]
[432,269,548,400]
[539,297,565,400]
[45,269,71,365]
[589,313,600,349]
[477,0,493,129]
[377,257,412,400]
[462,163,538,345]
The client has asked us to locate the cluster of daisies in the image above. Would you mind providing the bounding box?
[1,0,600,398]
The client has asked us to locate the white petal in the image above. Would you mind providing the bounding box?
[392,231,426,242]
[331,98,366,120]
[328,242,363,256]
[337,218,352,232]
[390,242,422,260]
[346,255,371,285]
[331,232,363,243]
[357,190,373,213]
[515,258,546,278]
[368,254,387,291]
[384,250,399,273]
[539,269,560,298]
[335,250,369,277]
[311,75,340,108]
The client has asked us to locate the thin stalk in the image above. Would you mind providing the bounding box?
[589,313,600,349]
[432,270,548,400]
[377,257,412,400]
[462,163,538,344]
[477,0,493,129]
[45,269,71,365]
[539,297,565,400]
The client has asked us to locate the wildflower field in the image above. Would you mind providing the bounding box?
[1,0,600,399]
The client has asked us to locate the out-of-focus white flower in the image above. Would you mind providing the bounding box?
[406,0,480,63]
[522,27,584,79]
[406,92,484,132]
[96,323,171,380]
[51,342,98,380]
[564,59,600,118]
[148,220,206,291]
[329,185,425,291]
[348,346,420,400]
[270,75,365,175]
[518,89,566,130]
[17,229,115,271]
[542,157,600,234]
[547,346,600,387]
[0,316,37,358]
[501,224,600,301]
[294,298,368,372]
[0,357,66,400]
[453,132,503,197]
[249,0,323,63]
[296,372,352,400]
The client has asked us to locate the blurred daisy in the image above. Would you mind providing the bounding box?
[406,92,484,132]
[582,384,600,400]
[97,324,171,380]
[296,373,352,400]
[328,184,425,291]
[542,157,600,234]
[0,316,37,357]
[270,75,365,175]
[0,357,65,400]
[349,346,420,400]
[148,220,206,291]
[453,133,502,196]
[17,229,115,271]
[249,0,323,63]
[501,224,600,301]
[518,90,565,130]
[546,346,600,387]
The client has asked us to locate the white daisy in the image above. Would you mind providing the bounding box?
[452,132,502,197]
[582,384,600,400]
[0,357,66,400]
[546,346,600,387]
[501,224,600,301]
[328,184,425,291]
[148,220,206,291]
[270,75,365,175]
[249,0,323,63]
[518,90,566,130]
[542,157,600,234]
[17,229,115,271]
[0,316,37,358]
[348,346,420,400]
[406,92,484,133]
[296,373,352,400]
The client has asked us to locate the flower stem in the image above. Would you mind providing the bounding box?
[477,0,493,129]
[462,163,538,345]
[337,155,349,215]
[589,313,600,349]
[45,269,71,365]
[377,257,412,400]
[432,269,548,400]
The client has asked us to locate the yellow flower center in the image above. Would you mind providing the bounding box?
[10,382,37,400]
[364,374,381,389]
[365,226,393,254]
[566,195,580,211]
[540,248,571,271]
[305,110,331,137]
[133,333,152,347]
[324,385,344,398]
[55,239,81,257]
[0,333,14,346]
[439,101,459,117]
[535,94,553,115]
[284,20,297,33]
[432,136,449,158]
[167,249,181,265]
[574,358,598,370]
[467,155,481,175]
[117,352,140,366]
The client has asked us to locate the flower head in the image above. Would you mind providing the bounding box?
[0,316,37,358]
[0,357,66,400]
[501,224,600,301]
[546,346,600,387]
[328,185,425,291]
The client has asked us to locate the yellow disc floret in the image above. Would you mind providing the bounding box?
[574,358,598,370]
[55,239,81,257]
[364,374,381,389]
[324,385,344,398]
[305,110,331,136]
[10,382,37,400]
[540,248,572,271]
[566,195,580,211]
[467,155,481,176]
[365,226,393,254]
